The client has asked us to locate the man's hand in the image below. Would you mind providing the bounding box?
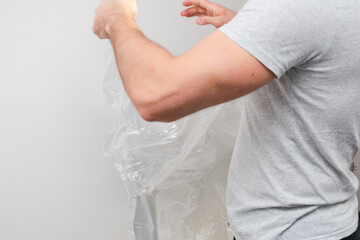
[93,0,137,39]
[180,0,236,28]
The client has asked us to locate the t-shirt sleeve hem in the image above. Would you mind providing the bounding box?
[219,25,285,79]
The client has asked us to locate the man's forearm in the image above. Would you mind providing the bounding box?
[93,0,274,123]
[107,19,177,121]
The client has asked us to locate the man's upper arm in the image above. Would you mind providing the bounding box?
[153,30,275,122]
[114,0,334,122]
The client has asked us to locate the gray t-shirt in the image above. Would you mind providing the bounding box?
[219,0,360,239]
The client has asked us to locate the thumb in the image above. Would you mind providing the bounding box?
[196,16,221,27]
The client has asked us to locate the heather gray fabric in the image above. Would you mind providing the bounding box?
[219,0,360,239]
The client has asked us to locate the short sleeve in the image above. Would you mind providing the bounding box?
[219,0,337,79]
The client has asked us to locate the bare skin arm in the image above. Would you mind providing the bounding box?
[93,0,275,122]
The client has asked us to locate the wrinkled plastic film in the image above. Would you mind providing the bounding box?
[103,42,242,239]
[134,194,157,240]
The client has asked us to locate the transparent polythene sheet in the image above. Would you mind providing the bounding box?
[103,44,242,240]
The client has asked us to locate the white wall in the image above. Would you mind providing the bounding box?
[0,1,128,239]
[0,1,245,240]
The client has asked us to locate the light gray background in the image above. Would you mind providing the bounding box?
[0,1,358,240]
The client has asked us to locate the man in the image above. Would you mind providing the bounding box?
[93,0,360,239]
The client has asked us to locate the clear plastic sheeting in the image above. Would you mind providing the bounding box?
[103,44,242,240]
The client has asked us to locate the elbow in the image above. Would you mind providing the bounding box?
[132,91,167,122]
[134,95,179,123]
[137,104,171,123]
[127,66,180,122]
[138,107,157,122]
[131,94,154,122]
[125,77,161,122]
[138,108,183,123]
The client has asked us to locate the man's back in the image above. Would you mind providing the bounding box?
[220,0,360,239]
